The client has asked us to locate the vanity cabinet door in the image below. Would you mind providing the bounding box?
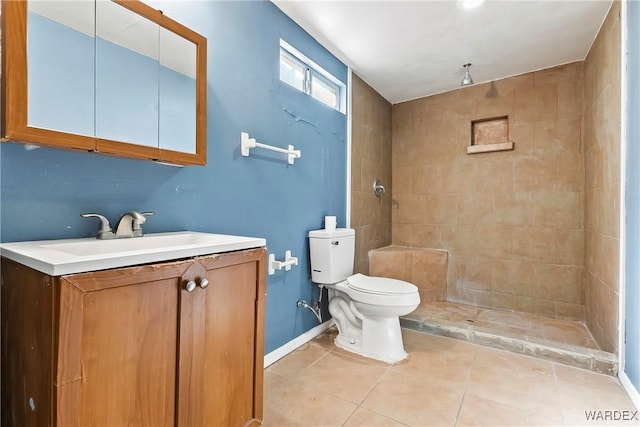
[177,248,267,427]
[56,260,192,427]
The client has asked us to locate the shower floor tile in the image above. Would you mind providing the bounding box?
[409,301,599,349]
[402,302,617,374]
[263,328,638,427]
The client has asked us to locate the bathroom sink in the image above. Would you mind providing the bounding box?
[0,231,266,276]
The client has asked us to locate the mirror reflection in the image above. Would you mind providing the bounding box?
[95,0,159,148]
[159,27,197,154]
[27,0,95,136]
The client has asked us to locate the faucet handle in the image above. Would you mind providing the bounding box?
[81,213,114,239]
[135,212,153,236]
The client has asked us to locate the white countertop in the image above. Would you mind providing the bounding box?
[0,231,266,275]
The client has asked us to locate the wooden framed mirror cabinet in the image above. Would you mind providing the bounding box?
[1,0,207,166]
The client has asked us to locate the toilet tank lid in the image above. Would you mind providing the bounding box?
[308,228,355,239]
[346,273,418,295]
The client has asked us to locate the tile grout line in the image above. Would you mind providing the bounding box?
[268,343,332,383]
[339,401,359,427]
[343,361,406,426]
[318,345,403,426]
[552,362,572,427]
[453,346,479,427]
[306,345,332,370]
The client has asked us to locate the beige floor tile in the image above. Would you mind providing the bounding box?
[555,365,639,426]
[473,346,555,376]
[456,393,564,426]
[296,351,390,404]
[343,408,408,427]
[263,328,637,427]
[392,333,476,385]
[467,348,564,418]
[466,365,559,410]
[262,370,357,427]
[268,343,329,378]
[361,370,463,427]
[310,326,339,350]
[555,364,626,389]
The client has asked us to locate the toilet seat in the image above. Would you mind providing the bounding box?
[346,273,417,295]
[334,274,420,307]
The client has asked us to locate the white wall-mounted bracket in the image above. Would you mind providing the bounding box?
[268,250,299,275]
[241,132,301,165]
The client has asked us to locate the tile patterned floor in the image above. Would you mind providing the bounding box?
[263,328,638,427]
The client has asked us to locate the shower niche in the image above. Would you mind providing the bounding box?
[467,115,514,154]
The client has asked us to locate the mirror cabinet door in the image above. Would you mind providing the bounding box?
[159,27,197,155]
[95,0,159,150]
[27,0,95,137]
[3,0,206,165]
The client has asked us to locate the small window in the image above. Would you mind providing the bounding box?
[279,39,345,113]
[279,49,306,93]
[311,71,339,110]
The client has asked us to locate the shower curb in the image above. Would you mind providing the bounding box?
[400,317,618,376]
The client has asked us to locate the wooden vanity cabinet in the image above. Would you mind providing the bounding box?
[1,247,266,427]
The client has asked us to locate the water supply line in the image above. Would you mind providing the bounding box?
[297,285,324,323]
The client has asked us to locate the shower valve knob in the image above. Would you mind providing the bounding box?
[373,179,386,196]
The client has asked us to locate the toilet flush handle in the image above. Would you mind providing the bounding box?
[331,241,339,246]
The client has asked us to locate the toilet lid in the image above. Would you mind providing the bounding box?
[346,273,417,295]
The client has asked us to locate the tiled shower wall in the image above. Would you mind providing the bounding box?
[349,4,621,351]
[351,75,393,274]
[584,2,621,354]
[391,62,586,320]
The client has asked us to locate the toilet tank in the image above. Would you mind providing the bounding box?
[308,228,355,284]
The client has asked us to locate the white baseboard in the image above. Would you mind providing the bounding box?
[264,320,335,368]
[620,371,640,411]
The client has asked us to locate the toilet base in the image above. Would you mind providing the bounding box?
[333,324,409,364]
[329,295,410,364]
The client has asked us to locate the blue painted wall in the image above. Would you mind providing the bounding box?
[1,0,348,354]
[625,0,640,394]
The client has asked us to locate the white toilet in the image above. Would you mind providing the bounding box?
[309,228,420,363]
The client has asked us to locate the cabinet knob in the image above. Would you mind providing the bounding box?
[185,281,197,292]
[199,278,209,289]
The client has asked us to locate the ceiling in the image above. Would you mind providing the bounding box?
[271,0,613,104]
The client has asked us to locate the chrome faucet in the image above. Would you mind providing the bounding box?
[115,211,153,238]
[81,211,154,239]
